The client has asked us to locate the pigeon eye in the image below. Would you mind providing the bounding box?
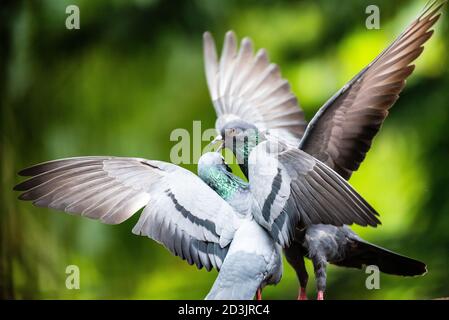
[226,128,236,136]
[228,128,241,136]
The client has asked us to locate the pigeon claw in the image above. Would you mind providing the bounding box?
[298,287,308,300]
[317,291,324,300]
[256,288,262,300]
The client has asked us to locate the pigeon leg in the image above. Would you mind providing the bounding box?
[297,260,308,300]
[256,288,262,300]
[296,259,308,300]
[284,242,308,300]
[299,287,308,300]
[312,256,327,300]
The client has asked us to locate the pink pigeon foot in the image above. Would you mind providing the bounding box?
[317,291,324,300]
[298,287,308,300]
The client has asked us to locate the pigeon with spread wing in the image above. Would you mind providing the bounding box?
[198,153,426,300]
[13,145,380,299]
[203,31,381,247]
[14,154,282,299]
[203,0,443,299]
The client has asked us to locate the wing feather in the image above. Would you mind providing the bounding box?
[249,141,380,247]
[204,31,307,146]
[299,1,444,179]
[15,156,241,271]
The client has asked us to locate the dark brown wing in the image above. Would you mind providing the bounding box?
[299,1,444,179]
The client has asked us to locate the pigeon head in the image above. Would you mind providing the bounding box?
[211,120,263,177]
[219,120,259,148]
[197,152,248,200]
[198,152,231,173]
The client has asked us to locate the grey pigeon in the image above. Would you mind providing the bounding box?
[13,155,278,299]
[11,152,376,299]
[203,34,381,247]
[14,27,384,300]
[198,153,426,300]
[203,0,443,299]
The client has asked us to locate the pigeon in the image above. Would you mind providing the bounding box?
[198,153,426,300]
[15,153,378,299]
[203,34,382,245]
[14,17,389,300]
[203,0,444,300]
[14,154,282,299]
[15,151,380,299]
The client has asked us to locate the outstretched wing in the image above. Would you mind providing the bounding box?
[14,156,242,271]
[248,141,380,247]
[299,1,444,179]
[204,31,307,146]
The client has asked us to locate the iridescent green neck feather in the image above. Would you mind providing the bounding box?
[199,166,248,201]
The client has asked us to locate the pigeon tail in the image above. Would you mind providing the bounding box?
[336,239,427,276]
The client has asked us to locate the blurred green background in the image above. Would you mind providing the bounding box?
[1,0,448,300]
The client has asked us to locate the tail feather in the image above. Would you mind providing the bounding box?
[334,239,427,276]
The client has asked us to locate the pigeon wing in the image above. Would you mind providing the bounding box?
[14,156,241,271]
[203,31,307,146]
[248,141,380,247]
[299,1,444,179]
